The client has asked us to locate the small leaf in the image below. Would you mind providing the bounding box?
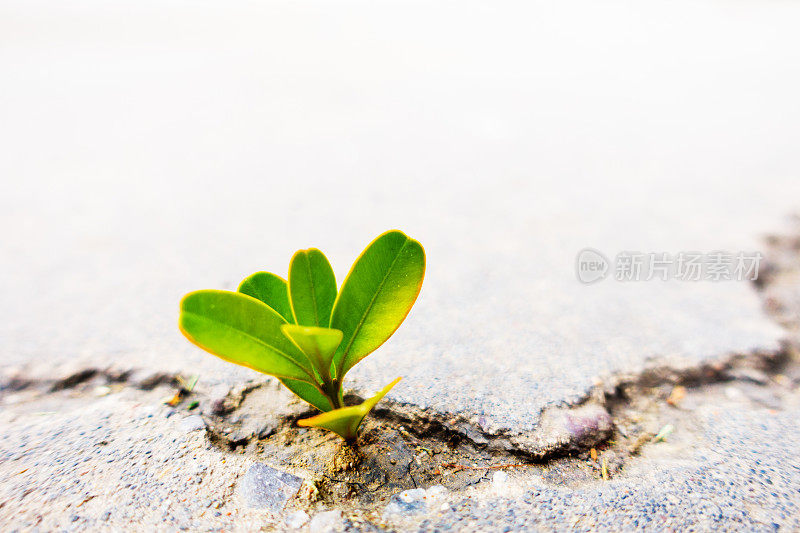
[331,230,425,379]
[281,325,343,381]
[288,249,337,327]
[238,272,294,324]
[279,378,334,412]
[179,290,317,383]
[297,377,401,440]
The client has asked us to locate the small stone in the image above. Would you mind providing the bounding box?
[492,471,509,495]
[383,502,404,517]
[425,485,448,499]
[725,386,745,400]
[93,385,112,397]
[237,463,303,511]
[285,510,310,529]
[399,488,426,504]
[308,510,342,532]
[563,405,613,446]
[179,415,206,432]
[383,488,428,517]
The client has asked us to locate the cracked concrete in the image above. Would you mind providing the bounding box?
[5,222,800,531]
[3,330,800,531]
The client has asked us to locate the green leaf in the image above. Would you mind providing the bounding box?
[279,378,334,412]
[331,230,425,379]
[288,249,337,327]
[281,325,343,381]
[238,272,294,324]
[179,290,317,383]
[297,377,401,439]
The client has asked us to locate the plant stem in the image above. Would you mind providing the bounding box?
[316,362,344,409]
[323,380,343,409]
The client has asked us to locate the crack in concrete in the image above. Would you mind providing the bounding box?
[2,332,790,469]
[1,367,177,395]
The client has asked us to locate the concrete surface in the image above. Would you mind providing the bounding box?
[385,381,800,532]
[2,0,800,530]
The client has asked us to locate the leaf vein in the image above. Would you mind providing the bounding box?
[183,311,317,383]
[337,237,409,375]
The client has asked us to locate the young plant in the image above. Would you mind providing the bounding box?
[178,230,425,441]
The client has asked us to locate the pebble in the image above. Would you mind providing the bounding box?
[179,415,206,432]
[563,405,613,445]
[399,488,427,504]
[383,485,450,518]
[284,510,310,529]
[308,510,342,533]
[237,463,303,511]
[93,385,112,397]
[426,485,448,499]
[492,470,509,494]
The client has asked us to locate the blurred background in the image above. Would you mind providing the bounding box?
[2,0,800,419]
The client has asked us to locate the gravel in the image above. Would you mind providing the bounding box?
[383,485,451,519]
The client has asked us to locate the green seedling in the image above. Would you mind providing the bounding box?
[178,230,425,440]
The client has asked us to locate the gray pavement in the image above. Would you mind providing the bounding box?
[2,0,800,529]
